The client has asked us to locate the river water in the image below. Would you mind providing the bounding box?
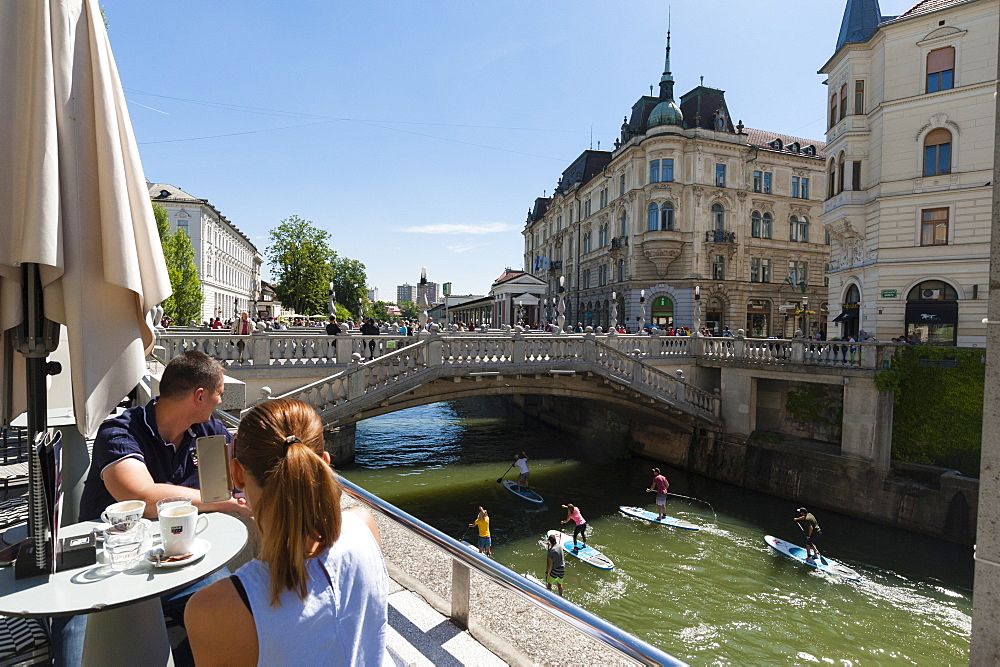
[341,397,973,665]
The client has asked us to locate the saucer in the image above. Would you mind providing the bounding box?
[147,538,209,568]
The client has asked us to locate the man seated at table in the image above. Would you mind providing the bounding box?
[58,350,250,666]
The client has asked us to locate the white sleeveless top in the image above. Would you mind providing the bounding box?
[235,511,390,666]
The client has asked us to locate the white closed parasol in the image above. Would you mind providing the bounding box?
[0,0,172,441]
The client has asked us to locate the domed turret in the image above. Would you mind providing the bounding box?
[648,25,683,128]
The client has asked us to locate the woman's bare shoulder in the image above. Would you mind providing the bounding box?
[186,576,258,666]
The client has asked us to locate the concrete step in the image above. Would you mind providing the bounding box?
[385,582,506,667]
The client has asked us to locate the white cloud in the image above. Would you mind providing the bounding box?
[447,242,488,254]
[401,222,514,235]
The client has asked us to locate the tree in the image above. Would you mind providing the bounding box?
[266,216,335,315]
[397,300,420,320]
[330,256,368,321]
[152,202,203,325]
[369,301,395,321]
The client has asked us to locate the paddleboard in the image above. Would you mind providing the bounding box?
[502,480,544,504]
[618,505,701,531]
[547,530,614,571]
[764,535,861,581]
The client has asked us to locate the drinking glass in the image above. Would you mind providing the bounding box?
[104,522,147,571]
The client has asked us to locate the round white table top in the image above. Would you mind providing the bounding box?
[0,513,247,617]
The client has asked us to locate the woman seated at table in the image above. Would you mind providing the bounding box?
[185,398,389,665]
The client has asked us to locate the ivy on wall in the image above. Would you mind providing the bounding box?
[874,346,985,474]
[785,384,841,429]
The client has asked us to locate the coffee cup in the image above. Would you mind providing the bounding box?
[157,503,207,556]
[101,500,146,528]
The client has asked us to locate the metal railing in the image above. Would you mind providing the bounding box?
[337,475,686,666]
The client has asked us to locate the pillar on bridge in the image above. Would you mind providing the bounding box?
[719,367,755,436]
[840,376,892,472]
[324,423,356,466]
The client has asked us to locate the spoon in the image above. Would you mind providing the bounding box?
[149,548,164,568]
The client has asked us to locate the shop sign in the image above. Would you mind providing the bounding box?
[880,289,897,298]
[841,302,860,310]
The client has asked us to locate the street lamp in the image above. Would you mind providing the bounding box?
[638,289,646,332]
[692,285,702,334]
[802,296,809,336]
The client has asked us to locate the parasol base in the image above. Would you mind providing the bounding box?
[13,540,49,580]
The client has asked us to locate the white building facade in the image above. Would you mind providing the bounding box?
[149,183,263,324]
[820,0,998,345]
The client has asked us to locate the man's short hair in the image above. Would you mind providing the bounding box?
[159,351,224,400]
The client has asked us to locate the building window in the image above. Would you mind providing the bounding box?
[837,153,845,194]
[648,203,658,232]
[583,269,590,289]
[557,215,562,232]
[584,198,591,218]
[787,261,808,289]
[753,171,762,193]
[792,177,799,198]
[921,208,949,245]
[599,225,608,248]
[839,83,848,119]
[618,260,625,282]
[763,172,772,194]
[923,129,952,176]
[761,212,772,238]
[926,46,955,93]
[583,233,591,254]
[824,262,830,286]
[750,257,771,283]
[662,158,674,182]
[830,94,838,127]
[789,216,809,243]
[792,176,809,199]
[176,218,188,235]
[620,210,627,237]
[751,211,762,238]
[620,173,626,196]
[661,202,675,230]
[854,80,865,115]
[711,203,725,231]
[800,177,809,199]
[649,160,659,184]
[827,161,836,199]
[825,229,831,245]
[568,237,573,257]
[715,164,726,187]
[712,255,725,281]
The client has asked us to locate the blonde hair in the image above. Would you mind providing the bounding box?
[235,398,342,606]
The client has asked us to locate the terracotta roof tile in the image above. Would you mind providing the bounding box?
[898,0,968,18]
[744,128,827,159]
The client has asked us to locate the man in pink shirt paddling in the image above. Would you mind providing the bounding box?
[646,467,670,520]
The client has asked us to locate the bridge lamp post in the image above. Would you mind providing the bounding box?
[692,285,702,335]
[609,291,618,333]
[556,276,566,334]
[638,289,646,333]
[802,296,809,335]
[328,282,337,317]
[418,267,429,333]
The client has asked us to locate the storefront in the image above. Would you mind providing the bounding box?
[831,284,860,339]
[905,281,958,345]
[705,297,724,335]
[651,296,674,327]
[745,299,770,337]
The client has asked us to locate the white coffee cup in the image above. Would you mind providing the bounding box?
[101,500,146,527]
[158,504,208,556]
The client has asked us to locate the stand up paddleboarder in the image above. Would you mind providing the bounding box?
[646,467,670,520]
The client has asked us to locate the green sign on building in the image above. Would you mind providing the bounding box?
[880,289,897,298]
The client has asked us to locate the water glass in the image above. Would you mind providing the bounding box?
[104,522,147,571]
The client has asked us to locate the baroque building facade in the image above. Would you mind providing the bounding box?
[149,183,262,324]
[820,0,998,345]
[523,36,830,337]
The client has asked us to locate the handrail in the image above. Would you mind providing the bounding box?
[337,475,687,666]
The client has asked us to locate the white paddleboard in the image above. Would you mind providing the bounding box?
[502,480,544,504]
[764,535,861,581]
[547,530,614,571]
[619,505,701,531]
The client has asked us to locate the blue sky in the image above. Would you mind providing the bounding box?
[107,0,917,298]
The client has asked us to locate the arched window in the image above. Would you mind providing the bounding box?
[751,211,762,238]
[830,94,838,127]
[661,202,674,230]
[837,152,846,194]
[923,128,952,176]
[583,232,591,254]
[800,217,809,243]
[926,46,955,93]
[827,160,836,199]
[620,210,628,237]
[762,212,773,239]
[648,203,658,231]
[839,83,848,119]
[789,216,798,241]
[711,203,725,231]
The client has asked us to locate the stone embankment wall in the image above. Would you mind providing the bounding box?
[512,395,979,545]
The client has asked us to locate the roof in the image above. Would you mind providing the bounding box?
[555,150,612,195]
[744,128,827,159]
[493,269,525,285]
[898,0,968,18]
[148,183,258,252]
[836,0,883,51]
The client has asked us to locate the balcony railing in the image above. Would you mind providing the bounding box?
[705,230,736,243]
[611,236,628,249]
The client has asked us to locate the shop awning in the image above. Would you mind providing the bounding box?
[832,309,859,323]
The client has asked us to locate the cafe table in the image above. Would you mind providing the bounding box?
[0,512,247,665]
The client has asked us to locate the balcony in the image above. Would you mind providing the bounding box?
[611,236,628,249]
[705,230,736,244]
[822,190,867,215]
[547,260,563,273]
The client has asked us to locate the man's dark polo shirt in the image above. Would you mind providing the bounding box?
[78,398,230,521]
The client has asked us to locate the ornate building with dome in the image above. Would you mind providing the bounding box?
[522,31,832,337]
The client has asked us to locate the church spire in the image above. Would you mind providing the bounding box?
[658,10,675,101]
[836,0,882,52]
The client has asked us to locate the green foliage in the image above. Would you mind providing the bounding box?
[368,301,394,321]
[750,430,782,445]
[875,346,985,474]
[152,202,203,325]
[397,300,420,319]
[267,216,336,315]
[334,304,352,323]
[330,256,368,320]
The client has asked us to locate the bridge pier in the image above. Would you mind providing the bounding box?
[324,422,356,466]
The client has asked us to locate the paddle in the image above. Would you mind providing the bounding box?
[496,462,515,484]
[795,520,828,565]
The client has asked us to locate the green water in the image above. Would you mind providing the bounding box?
[342,398,973,664]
